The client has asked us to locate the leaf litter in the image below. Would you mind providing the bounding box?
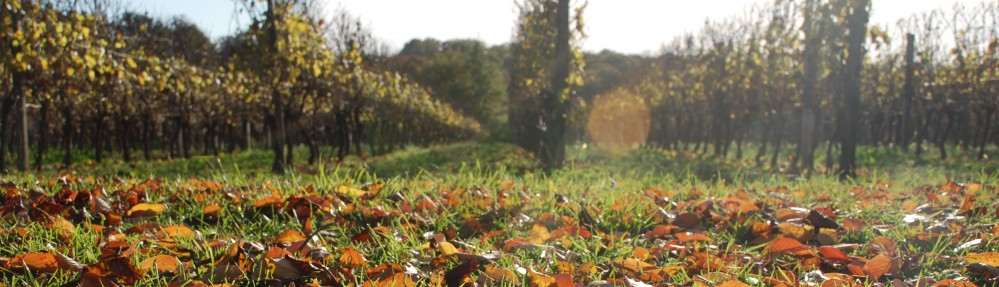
[0,177,996,286]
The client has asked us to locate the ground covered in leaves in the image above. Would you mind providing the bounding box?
[1,171,997,287]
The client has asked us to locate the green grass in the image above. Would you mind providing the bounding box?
[25,141,998,181]
[1,142,997,286]
[367,142,537,177]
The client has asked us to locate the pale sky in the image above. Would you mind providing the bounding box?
[123,0,978,55]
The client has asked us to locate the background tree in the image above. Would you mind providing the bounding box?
[393,38,508,133]
[798,0,822,173]
[509,0,585,169]
[838,0,870,178]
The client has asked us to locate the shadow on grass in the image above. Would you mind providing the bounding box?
[366,142,538,178]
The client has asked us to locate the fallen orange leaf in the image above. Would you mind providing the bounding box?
[818,246,852,263]
[335,186,367,197]
[438,241,459,256]
[778,222,814,242]
[931,279,979,287]
[677,232,713,243]
[864,254,892,280]
[965,252,999,267]
[610,258,659,275]
[140,254,181,273]
[553,274,574,287]
[273,229,307,245]
[127,203,166,218]
[155,224,197,240]
[528,269,555,287]
[529,224,552,244]
[7,252,83,273]
[339,248,366,269]
[842,218,866,233]
[204,204,222,216]
[365,273,416,287]
[765,237,810,255]
[820,278,859,287]
[254,196,284,209]
[481,265,520,286]
[717,280,751,287]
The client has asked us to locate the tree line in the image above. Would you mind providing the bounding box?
[0,0,481,174]
[497,0,996,176]
[578,0,996,177]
